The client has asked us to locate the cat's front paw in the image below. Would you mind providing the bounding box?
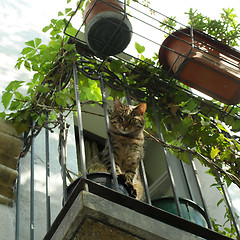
[117,174,126,183]
[117,174,137,198]
[127,182,137,198]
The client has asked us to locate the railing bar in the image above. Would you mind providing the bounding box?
[124,77,152,204]
[15,153,22,240]
[45,118,51,230]
[120,0,187,30]
[59,111,67,205]
[179,160,193,200]
[151,97,183,217]
[99,74,119,191]
[217,171,240,237]
[190,159,213,229]
[30,122,35,240]
[139,160,152,204]
[73,64,87,180]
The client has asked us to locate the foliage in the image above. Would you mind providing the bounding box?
[1,1,240,238]
[186,8,240,46]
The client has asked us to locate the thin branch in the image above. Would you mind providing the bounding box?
[144,130,240,188]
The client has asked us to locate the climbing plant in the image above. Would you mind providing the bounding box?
[0,0,240,237]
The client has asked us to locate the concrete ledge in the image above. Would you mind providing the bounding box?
[48,191,200,240]
[0,182,14,199]
[0,194,13,207]
[0,132,22,158]
[0,118,19,138]
[0,164,18,187]
[0,118,21,206]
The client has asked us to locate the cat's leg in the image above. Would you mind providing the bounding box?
[117,170,137,198]
[87,154,108,173]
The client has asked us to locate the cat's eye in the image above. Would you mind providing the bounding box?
[118,116,123,123]
[130,118,136,123]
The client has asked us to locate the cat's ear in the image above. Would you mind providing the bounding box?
[114,98,122,110]
[135,103,147,115]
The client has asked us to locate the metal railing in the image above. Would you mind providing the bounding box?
[15,60,240,239]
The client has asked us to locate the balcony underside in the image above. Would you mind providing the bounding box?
[44,179,233,240]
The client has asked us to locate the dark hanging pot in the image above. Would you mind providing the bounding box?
[83,0,132,57]
[152,197,209,228]
[159,28,240,105]
[66,172,131,200]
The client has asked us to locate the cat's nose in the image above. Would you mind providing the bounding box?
[122,121,128,129]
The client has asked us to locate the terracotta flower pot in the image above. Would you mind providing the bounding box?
[83,0,132,57]
[159,28,240,105]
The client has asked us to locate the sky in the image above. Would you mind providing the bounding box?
[0,0,239,92]
[0,0,240,217]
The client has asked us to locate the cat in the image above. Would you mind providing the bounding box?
[87,98,147,200]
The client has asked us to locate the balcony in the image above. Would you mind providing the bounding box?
[44,178,231,240]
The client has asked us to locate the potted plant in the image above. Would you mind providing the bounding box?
[152,196,209,228]
[159,27,240,105]
[66,172,131,200]
[83,0,132,57]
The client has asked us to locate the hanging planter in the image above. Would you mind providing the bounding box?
[159,28,240,105]
[83,0,132,57]
[152,197,209,228]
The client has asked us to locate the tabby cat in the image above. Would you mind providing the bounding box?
[87,98,147,200]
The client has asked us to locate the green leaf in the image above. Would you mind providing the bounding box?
[25,40,35,48]
[217,198,224,207]
[21,47,34,55]
[135,42,145,54]
[5,80,24,92]
[65,26,78,37]
[0,112,6,119]
[34,38,42,47]
[35,85,50,94]
[42,24,52,33]
[13,122,29,135]
[210,147,220,159]
[2,91,13,108]
[63,43,75,51]
[65,8,72,14]
[58,11,64,16]
[177,151,191,164]
[109,60,128,74]
[15,58,24,70]
[9,100,22,111]
[24,60,31,70]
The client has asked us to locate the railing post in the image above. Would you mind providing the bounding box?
[15,156,21,240]
[45,120,51,230]
[190,158,213,229]
[59,111,68,205]
[99,74,119,192]
[217,171,240,237]
[30,122,35,240]
[73,64,87,180]
[151,96,183,217]
[124,79,151,204]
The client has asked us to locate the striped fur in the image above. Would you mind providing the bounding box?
[87,98,147,200]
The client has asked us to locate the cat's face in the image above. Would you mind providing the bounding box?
[110,98,147,136]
